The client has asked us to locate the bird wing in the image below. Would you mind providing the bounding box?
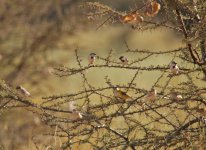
[120,91,131,99]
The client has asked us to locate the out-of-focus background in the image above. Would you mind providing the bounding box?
[0,0,186,149]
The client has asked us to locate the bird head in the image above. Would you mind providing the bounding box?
[119,56,124,61]
[16,85,21,90]
[171,61,177,65]
[89,53,97,60]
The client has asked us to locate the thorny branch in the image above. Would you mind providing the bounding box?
[0,0,206,149]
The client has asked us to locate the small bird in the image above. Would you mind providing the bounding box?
[68,101,83,120]
[88,53,97,66]
[119,56,128,65]
[170,92,182,101]
[16,85,31,97]
[71,110,83,120]
[145,88,157,102]
[113,87,131,101]
[169,61,179,75]
[68,101,75,111]
[164,91,183,101]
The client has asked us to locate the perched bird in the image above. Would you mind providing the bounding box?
[169,92,182,101]
[71,110,83,120]
[113,87,131,101]
[169,61,179,75]
[88,53,97,66]
[119,56,128,65]
[68,101,75,111]
[145,88,157,102]
[16,85,31,97]
[68,101,83,120]
[164,91,183,101]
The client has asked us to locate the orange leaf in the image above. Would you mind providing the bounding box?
[121,13,143,24]
[145,0,161,17]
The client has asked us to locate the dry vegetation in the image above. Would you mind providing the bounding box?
[0,0,206,149]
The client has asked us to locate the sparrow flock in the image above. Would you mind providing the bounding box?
[15,53,181,120]
[88,53,181,102]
